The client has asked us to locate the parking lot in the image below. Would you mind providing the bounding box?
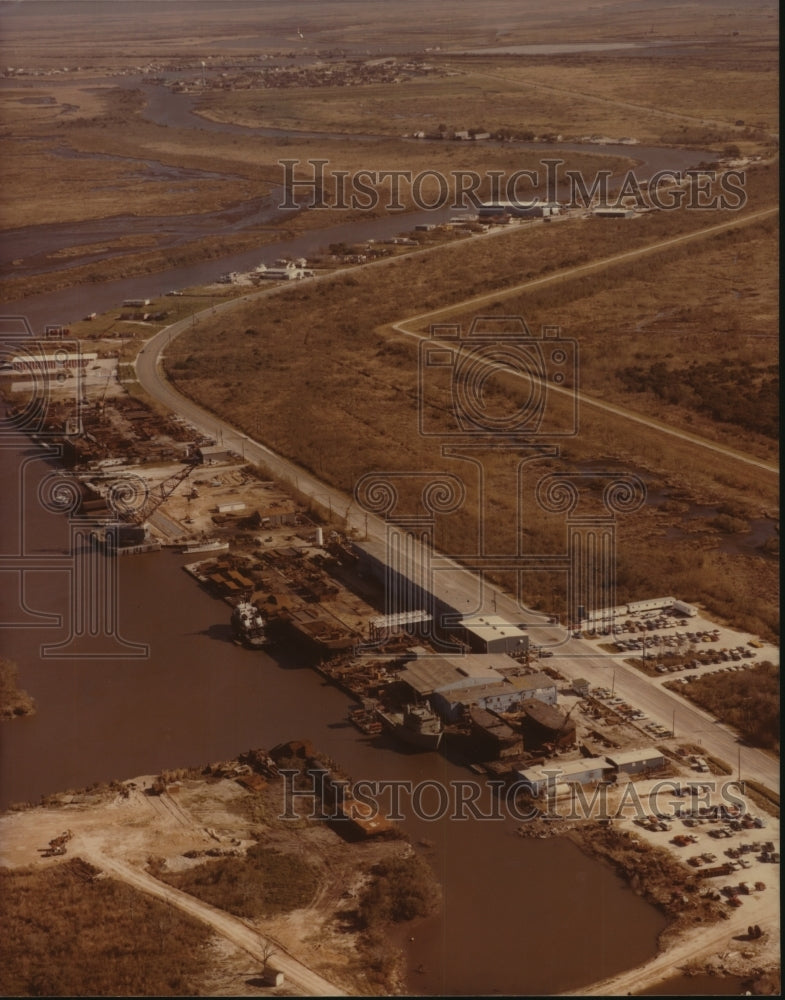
[578,604,777,691]
[611,778,780,917]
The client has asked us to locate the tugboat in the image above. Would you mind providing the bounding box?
[376,703,443,750]
[230,600,268,648]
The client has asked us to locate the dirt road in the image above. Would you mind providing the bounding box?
[74,843,346,997]
[576,890,780,995]
[392,206,780,476]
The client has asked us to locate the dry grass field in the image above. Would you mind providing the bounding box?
[1,0,777,300]
[197,53,778,150]
[165,164,779,639]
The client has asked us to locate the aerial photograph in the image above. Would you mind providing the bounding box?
[0,0,779,995]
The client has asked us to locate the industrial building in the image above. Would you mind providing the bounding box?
[368,609,432,643]
[477,200,561,219]
[430,671,556,723]
[455,614,530,655]
[396,654,508,700]
[605,748,667,776]
[590,597,698,622]
[516,757,615,796]
[591,206,636,218]
[9,351,98,373]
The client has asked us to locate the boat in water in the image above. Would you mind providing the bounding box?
[376,703,443,750]
[231,600,268,648]
[349,706,383,736]
[183,539,230,554]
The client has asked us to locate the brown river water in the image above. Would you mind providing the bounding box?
[0,81,742,994]
[0,440,671,995]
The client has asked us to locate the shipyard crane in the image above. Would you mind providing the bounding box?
[112,460,197,525]
[96,371,113,423]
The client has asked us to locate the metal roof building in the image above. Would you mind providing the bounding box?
[431,672,556,723]
[456,614,530,655]
[516,757,615,796]
[605,748,667,775]
[397,654,508,699]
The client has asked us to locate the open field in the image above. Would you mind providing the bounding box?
[0,0,778,67]
[196,51,778,150]
[163,172,779,637]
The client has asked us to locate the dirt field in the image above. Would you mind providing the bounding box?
[0,766,420,996]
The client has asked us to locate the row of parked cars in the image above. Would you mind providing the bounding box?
[591,689,649,723]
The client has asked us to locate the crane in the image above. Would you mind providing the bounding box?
[96,372,113,422]
[111,461,197,524]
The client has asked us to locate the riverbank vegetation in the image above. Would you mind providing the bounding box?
[159,842,320,919]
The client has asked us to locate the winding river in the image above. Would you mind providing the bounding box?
[0,79,735,995]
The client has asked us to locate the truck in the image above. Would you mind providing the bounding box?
[697,862,734,878]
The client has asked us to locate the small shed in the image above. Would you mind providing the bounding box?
[197,444,234,465]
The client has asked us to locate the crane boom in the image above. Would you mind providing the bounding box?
[117,461,197,524]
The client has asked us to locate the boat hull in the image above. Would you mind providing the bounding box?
[377,709,442,750]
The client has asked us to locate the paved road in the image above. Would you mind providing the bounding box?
[135,209,779,798]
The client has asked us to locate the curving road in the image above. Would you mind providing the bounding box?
[135,215,780,798]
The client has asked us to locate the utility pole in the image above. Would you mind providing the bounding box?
[672,707,676,738]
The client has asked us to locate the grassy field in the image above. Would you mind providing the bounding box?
[164,164,778,639]
[0,862,213,996]
[197,51,778,150]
